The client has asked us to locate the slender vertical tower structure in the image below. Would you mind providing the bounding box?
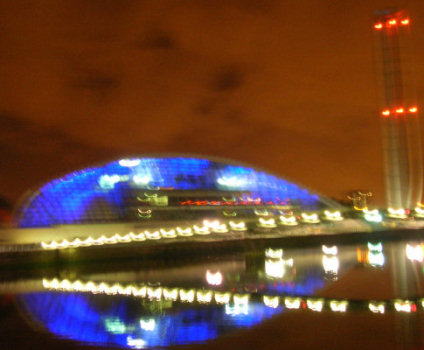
[373,9,423,209]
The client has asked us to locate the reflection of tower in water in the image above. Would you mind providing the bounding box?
[373,9,423,209]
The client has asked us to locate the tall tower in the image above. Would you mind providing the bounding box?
[373,9,423,209]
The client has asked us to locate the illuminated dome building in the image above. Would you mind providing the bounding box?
[15,156,340,229]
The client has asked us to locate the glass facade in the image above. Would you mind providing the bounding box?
[16,157,335,228]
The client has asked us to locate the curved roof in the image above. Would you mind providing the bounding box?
[16,156,339,227]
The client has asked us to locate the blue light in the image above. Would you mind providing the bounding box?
[16,157,327,227]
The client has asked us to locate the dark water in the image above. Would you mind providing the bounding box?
[2,238,424,349]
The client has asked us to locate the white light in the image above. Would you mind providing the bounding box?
[307,299,324,312]
[330,300,348,312]
[180,289,195,303]
[394,300,414,313]
[368,251,385,267]
[254,209,269,216]
[163,288,178,301]
[119,159,141,167]
[367,242,383,252]
[301,213,320,224]
[406,244,424,262]
[263,296,280,308]
[217,176,247,188]
[176,227,193,236]
[133,175,151,185]
[127,336,146,349]
[160,228,177,238]
[279,215,298,226]
[215,292,231,304]
[323,255,339,275]
[225,303,248,316]
[387,207,408,219]
[206,270,223,286]
[258,217,277,228]
[211,223,228,233]
[98,174,122,189]
[322,245,338,255]
[234,294,250,305]
[284,297,301,309]
[363,209,382,223]
[229,221,247,231]
[147,287,162,300]
[414,207,424,218]
[144,230,161,240]
[265,248,283,259]
[140,319,155,331]
[193,225,210,235]
[324,210,343,221]
[197,290,213,303]
[369,302,385,314]
[265,259,285,279]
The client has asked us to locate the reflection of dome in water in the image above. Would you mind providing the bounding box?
[15,155,339,228]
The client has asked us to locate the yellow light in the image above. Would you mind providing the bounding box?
[394,299,414,313]
[265,248,283,259]
[395,107,404,113]
[307,298,324,312]
[215,292,231,304]
[163,288,178,301]
[401,18,410,25]
[374,23,383,29]
[388,19,397,26]
[180,289,195,303]
[322,245,338,255]
[284,297,301,309]
[176,226,193,236]
[330,300,348,312]
[301,212,320,224]
[234,294,249,305]
[258,217,277,228]
[369,301,385,314]
[409,106,418,113]
[229,221,247,231]
[263,296,280,309]
[197,290,213,303]
[193,225,210,235]
[160,228,177,238]
[279,215,298,226]
[324,210,343,221]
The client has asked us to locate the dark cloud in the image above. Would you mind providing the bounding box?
[211,65,245,92]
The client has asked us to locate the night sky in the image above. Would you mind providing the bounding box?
[2,0,424,206]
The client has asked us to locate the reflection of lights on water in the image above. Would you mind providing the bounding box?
[105,317,126,334]
[307,299,324,312]
[265,248,283,259]
[322,255,339,275]
[284,297,301,309]
[127,336,146,349]
[368,251,385,267]
[369,302,385,314]
[206,270,223,286]
[322,245,338,255]
[140,319,155,331]
[265,259,285,279]
[263,296,279,308]
[132,175,151,185]
[394,300,415,313]
[330,300,348,312]
[406,244,424,262]
[225,303,248,316]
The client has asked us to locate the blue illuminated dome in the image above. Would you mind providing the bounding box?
[15,155,339,228]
